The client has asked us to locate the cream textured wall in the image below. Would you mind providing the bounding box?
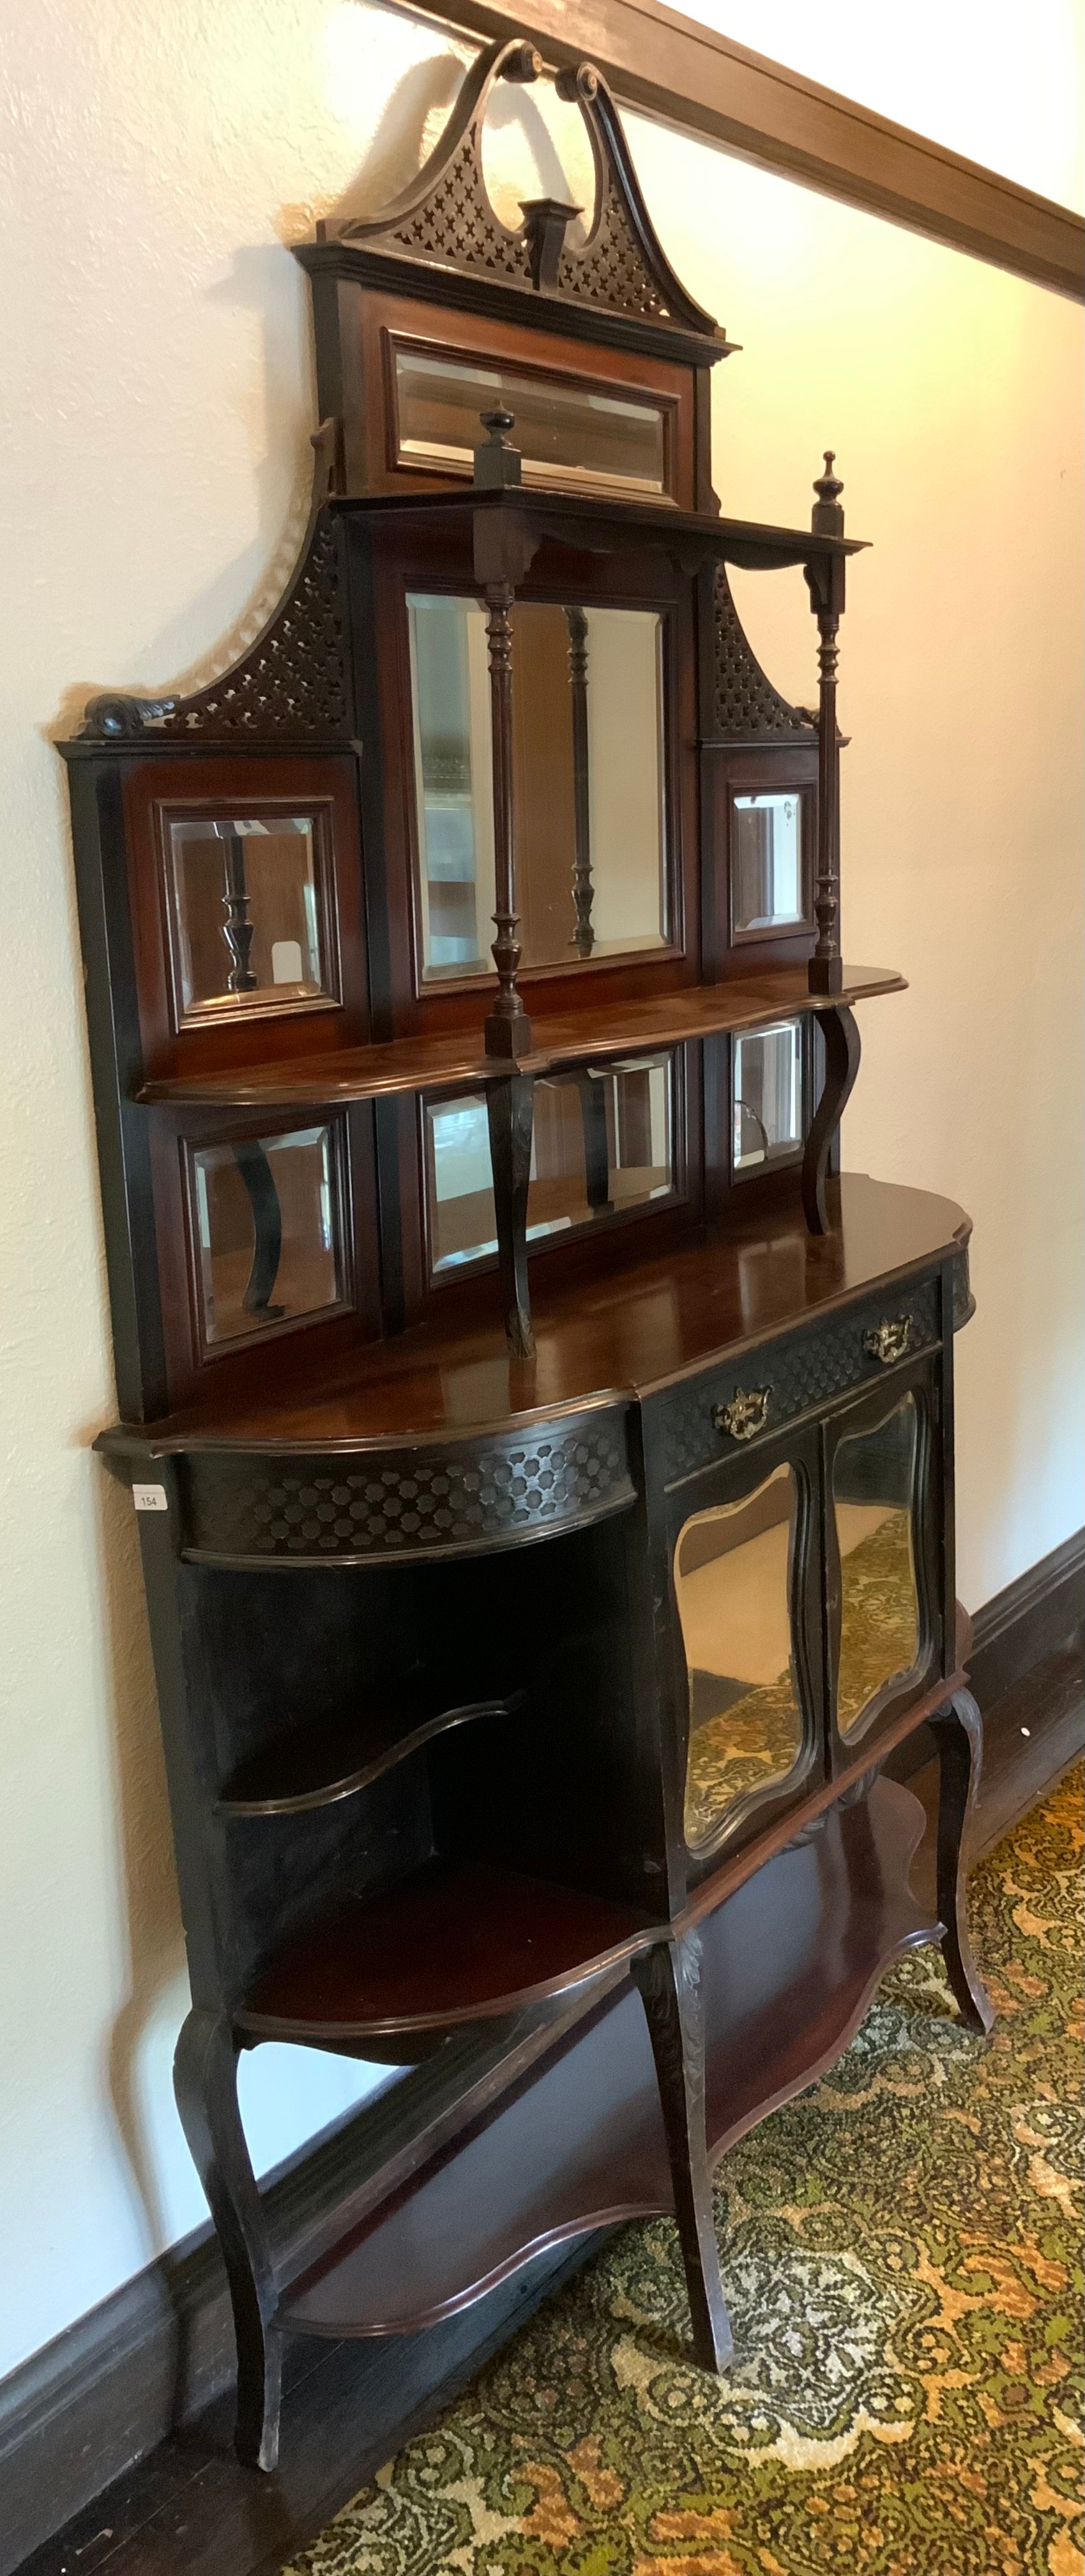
[0,0,1081,2382]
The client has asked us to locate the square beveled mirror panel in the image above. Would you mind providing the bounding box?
[188,1123,348,1353]
[393,342,669,498]
[676,1462,807,1850]
[833,1394,921,1739]
[409,594,669,985]
[165,808,337,1026]
[732,1020,803,1174]
[731,790,807,937]
[424,1054,675,1276]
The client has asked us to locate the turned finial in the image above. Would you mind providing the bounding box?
[812,450,845,538]
[474,409,522,490]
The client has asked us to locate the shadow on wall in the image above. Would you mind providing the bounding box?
[93,1462,186,2260]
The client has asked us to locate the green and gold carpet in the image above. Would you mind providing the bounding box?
[286,1769,1084,2576]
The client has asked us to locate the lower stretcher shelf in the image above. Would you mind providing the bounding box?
[277,1776,937,2337]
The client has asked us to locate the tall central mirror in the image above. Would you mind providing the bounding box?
[408,594,669,983]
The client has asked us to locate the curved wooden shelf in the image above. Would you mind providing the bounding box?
[137,966,906,1110]
[277,1777,936,2336]
[235,1860,653,2041]
[218,1690,526,1815]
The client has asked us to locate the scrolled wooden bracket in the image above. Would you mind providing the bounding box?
[487,1072,536,1359]
[801,1004,861,1234]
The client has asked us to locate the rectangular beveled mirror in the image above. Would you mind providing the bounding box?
[408,593,669,985]
[732,1019,803,1174]
[423,1054,676,1275]
[730,790,808,938]
[393,342,670,498]
[164,808,337,1025]
[187,1123,349,1353]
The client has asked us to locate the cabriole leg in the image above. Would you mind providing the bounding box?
[927,1689,996,2035]
[632,1930,733,2372]
[174,2009,282,2470]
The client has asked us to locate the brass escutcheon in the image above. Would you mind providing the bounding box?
[713,1385,771,1441]
[863,1314,912,1365]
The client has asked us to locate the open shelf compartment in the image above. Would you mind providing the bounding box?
[275,1776,937,2336]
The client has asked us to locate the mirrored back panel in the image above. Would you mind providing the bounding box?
[409,593,669,986]
[424,1054,677,1278]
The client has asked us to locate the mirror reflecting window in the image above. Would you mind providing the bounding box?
[731,791,805,935]
[393,344,668,497]
[732,1020,803,1172]
[189,1124,345,1349]
[166,813,332,1024]
[675,1464,806,1849]
[425,1055,674,1275]
[833,1395,921,1738]
[409,595,668,985]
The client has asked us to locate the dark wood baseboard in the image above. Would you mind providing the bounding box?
[4,1533,1083,2576]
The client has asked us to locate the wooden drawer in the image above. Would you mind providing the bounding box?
[654,1271,944,1492]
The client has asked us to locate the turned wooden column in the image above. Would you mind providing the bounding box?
[564,606,595,956]
[805,452,846,998]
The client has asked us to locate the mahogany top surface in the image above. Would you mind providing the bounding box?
[116,1174,971,1454]
[138,966,906,1108]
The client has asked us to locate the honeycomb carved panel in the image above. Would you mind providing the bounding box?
[952,1247,973,1331]
[162,513,351,740]
[183,1413,634,1564]
[656,1278,942,1487]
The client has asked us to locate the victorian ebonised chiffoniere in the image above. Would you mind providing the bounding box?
[63,38,992,2471]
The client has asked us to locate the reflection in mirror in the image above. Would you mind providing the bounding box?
[833,1395,920,1738]
[732,1020,802,1172]
[394,345,667,497]
[425,1055,674,1274]
[409,595,667,984]
[167,814,330,1022]
[676,1464,806,1849]
[731,792,805,935]
[190,1124,344,1349]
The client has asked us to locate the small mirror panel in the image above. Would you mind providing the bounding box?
[676,1464,806,1850]
[833,1394,921,1739]
[409,595,668,985]
[732,1020,803,1172]
[189,1124,346,1350]
[731,791,805,935]
[393,344,668,498]
[165,812,334,1024]
[425,1055,674,1275]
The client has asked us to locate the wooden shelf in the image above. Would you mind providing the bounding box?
[137,966,906,1110]
[218,1690,525,1815]
[276,1777,934,2336]
[335,481,869,572]
[235,1860,653,2041]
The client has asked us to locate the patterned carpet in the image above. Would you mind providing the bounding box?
[285,1768,1083,2576]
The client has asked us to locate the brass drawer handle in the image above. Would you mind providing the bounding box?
[712,1385,771,1442]
[863,1315,912,1366]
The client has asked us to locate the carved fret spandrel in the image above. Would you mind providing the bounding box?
[181,1416,634,1564]
[711,567,817,744]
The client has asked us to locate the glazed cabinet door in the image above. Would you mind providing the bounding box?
[663,1421,827,1878]
[822,1353,945,1770]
